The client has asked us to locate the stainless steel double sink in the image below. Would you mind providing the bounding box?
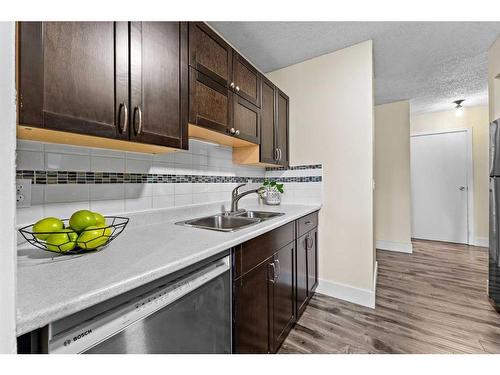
[176,211,285,232]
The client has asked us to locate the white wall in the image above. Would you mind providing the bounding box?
[411,106,489,246]
[374,101,412,253]
[267,41,376,307]
[489,37,500,122]
[0,21,17,353]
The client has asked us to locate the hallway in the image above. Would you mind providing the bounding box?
[280,240,500,353]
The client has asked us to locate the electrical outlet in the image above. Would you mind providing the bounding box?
[16,178,32,208]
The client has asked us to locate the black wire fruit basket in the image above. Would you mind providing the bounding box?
[19,216,129,255]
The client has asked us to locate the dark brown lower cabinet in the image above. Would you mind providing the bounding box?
[272,244,295,352]
[233,211,319,353]
[233,257,273,353]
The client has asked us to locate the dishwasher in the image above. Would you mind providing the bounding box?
[45,253,231,354]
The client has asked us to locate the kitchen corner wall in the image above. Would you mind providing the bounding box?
[374,101,412,253]
[267,40,376,307]
[16,139,323,227]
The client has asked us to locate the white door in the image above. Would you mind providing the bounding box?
[411,131,469,244]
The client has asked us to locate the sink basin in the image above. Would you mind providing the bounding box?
[235,211,285,220]
[177,214,260,232]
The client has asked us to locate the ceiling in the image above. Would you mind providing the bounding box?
[209,22,500,114]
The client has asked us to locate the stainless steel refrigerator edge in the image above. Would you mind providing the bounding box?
[489,119,500,310]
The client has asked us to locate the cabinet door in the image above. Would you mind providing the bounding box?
[188,67,231,134]
[296,233,308,317]
[232,94,260,144]
[260,77,277,164]
[275,88,289,166]
[232,53,261,107]
[272,244,295,352]
[18,22,128,140]
[233,258,273,353]
[188,22,231,87]
[129,22,188,149]
[306,228,318,297]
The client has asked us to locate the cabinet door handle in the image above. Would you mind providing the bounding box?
[229,127,236,135]
[119,102,128,134]
[274,148,279,161]
[269,262,276,283]
[235,85,240,92]
[306,235,314,250]
[275,259,280,280]
[235,129,240,136]
[304,220,312,226]
[134,106,143,135]
[230,82,235,89]
[278,148,282,161]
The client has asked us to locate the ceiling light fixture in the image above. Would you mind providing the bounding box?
[453,99,465,117]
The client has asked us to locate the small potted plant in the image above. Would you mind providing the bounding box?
[260,179,284,205]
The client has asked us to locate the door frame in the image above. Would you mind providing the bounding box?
[410,128,474,245]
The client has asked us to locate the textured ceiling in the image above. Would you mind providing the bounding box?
[209,22,500,114]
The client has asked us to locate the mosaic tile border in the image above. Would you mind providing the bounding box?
[265,164,322,171]
[16,170,322,185]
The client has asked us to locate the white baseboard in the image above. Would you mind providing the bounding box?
[472,237,489,247]
[316,261,378,309]
[376,240,413,253]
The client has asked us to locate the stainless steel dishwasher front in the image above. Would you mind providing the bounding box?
[47,255,232,354]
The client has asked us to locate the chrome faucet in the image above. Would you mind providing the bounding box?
[230,183,266,213]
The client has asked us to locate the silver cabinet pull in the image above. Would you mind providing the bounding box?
[304,220,312,226]
[275,259,280,280]
[269,262,276,283]
[134,106,143,135]
[306,235,314,250]
[119,102,128,134]
[235,86,240,92]
[235,129,240,136]
[230,82,235,89]
[278,148,282,161]
[229,127,236,135]
[459,186,466,191]
[274,148,278,160]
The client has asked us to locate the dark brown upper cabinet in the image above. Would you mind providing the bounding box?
[188,67,231,134]
[232,53,261,107]
[129,22,188,149]
[18,22,128,140]
[17,21,188,152]
[232,95,260,144]
[260,77,278,164]
[275,88,289,167]
[187,22,261,147]
[188,22,231,88]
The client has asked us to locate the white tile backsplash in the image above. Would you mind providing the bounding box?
[15,139,322,226]
[46,153,90,171]
[16,150,45,170]
[91,155,125,173]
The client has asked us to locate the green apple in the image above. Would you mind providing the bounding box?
[46,229,78,253]
[93,212,106,227]
[77,226,112,250]
[33,217,64,240]
[69,210,96,232]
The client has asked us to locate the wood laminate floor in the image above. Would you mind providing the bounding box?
[280,239,500,354]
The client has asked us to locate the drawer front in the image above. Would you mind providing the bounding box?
[234,222,295,279]
[297,211,318,238]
